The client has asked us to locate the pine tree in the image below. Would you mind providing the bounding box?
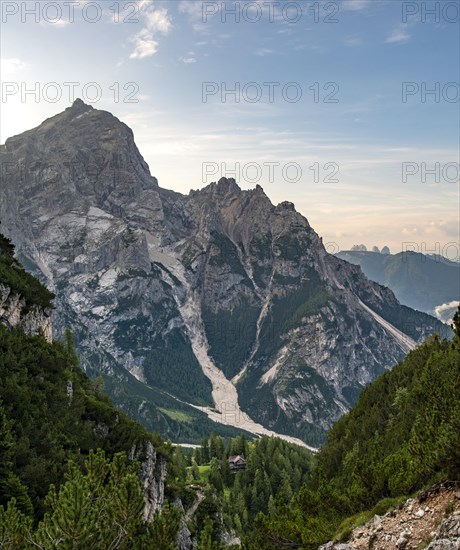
[451,305,460,341]
[0,499,33,549]
[193,447,203,466]
[64,328,78,369]
[0,450,180,549]
[198,517,214,550]
[233,512,242,534]
[268,494,276,518]
[201,437,210,463]
[278,470,293,504]
[191,462,201,481]
[208,457,223,493]
[0,404,33,516]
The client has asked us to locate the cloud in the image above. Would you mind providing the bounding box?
[178,0,210,33]
[178,0,204,20]
[344,37,363,47]
[39,18,70,28]
[129,3,172,59]
[180,52,197,64]
[341,0,369,11]
[130,31,160,59]
[435,301,460,324]
[255,48,273,56]
[1,58,30,77]
[386,24,411,44]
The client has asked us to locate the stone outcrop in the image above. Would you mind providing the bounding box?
[0,282,52,342]
[130,441,167,522]
[319,483,460,550]
[427,513,460,549]
[173,498,193,550]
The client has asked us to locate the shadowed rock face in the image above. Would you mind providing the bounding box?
[0,283,52,342]
[0,100,449,445]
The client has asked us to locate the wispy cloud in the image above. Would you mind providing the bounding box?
[341,0,370,11]
[178,0,210,34]
[178,0,204,20]
[129,3,172,59]
[344,36,363,47]
[1,58,30,76]
[255,48,273,56]
[180,52,197,64]
[386,24,411,44]
[39,18,70,28]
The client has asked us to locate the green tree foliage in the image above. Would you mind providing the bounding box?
[0,236,54,310]
[190,434,314,545]
[208,458,224,494]
[0,323,169,520]
[0,234,15,257]
[198,517,215,550]
[0,450,180,549]
[246,311,460,548]
[0,403,33,516]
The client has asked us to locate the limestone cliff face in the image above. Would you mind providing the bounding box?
[0,100,449,444]
[0,282,52,342]
[130,440,167,521]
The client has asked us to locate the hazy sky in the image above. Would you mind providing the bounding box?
[1,0,459,255]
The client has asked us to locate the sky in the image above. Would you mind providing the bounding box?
[1,0,459,255]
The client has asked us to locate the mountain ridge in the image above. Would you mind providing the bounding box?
[336,249,460,317]
[0,100,449,445]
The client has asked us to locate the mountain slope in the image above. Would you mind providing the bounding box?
[244,310,460,548]
[336,250,460,316]
[0,100,449,445]
[0,235,171,522]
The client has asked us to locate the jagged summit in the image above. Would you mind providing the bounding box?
[217,176,240,192]
[67,97,94,114]
[1,99,160,232]
[275,201,296,212]
[0,103,449,445]
[197,177,241,197]
[71,97,90,107]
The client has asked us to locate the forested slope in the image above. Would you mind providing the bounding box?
[0,233,182,548]
[244,309,460,548]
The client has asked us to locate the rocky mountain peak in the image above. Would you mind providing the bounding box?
[217,177,240,193]
[68,97,94,115]
[275,201,296,213]
[201,177,241,197]
[0,102,450,447]
[1,100,162,236]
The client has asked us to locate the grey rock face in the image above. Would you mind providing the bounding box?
[130,441,167,522]
[319,487,460,550]
[173,498,193,550]
[0,283,52,341]
[318,543,352,550]
[427,513,460,549]
[0,100,449,444]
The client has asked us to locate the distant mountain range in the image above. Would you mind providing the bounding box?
[336,250,460,321]
[0,99,450,446]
